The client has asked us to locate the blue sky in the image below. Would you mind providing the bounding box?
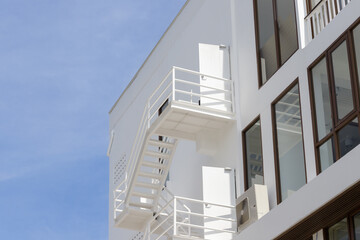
[0,1,186,239]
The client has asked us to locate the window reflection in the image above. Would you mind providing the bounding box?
[354,213,360,240]
[331,41,354,120]
[256,0,277,84]
[244,120,263,188]
[277,0,298,64]
[319,138,335,172]
[328,218,349,240]
[311,57,333,140]
[274,84,306,201]
[352,24,360,104]
[338,118,360,158]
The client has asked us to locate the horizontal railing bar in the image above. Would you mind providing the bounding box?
[173,66,230,82]
[152,197,175,220]
[155,224,173,240]
[304,0,326,19]
[175,89,232,103]
[150,211,174,234]
[174,78,231,93]
[149,92,172,122]
[114,177,127,191]
[149,80,172,113]
[176,222,236,234]
[176,210,236,222]
[175,196,235,209]
[148,68,174,102]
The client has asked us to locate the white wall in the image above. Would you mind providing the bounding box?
[108,0,234,239]
[230,0,360,238]
[108,0,360,238]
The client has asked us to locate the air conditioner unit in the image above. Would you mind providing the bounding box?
[236,184,269,232]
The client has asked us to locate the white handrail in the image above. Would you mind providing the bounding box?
[173,66,231,82]
[143,191,236,240]
[305,0,352,43]
[116,66,234,221]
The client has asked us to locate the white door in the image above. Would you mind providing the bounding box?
[202,166,236,240]
[198,43,231,112]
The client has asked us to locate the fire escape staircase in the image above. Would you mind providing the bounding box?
[113,66,235,232]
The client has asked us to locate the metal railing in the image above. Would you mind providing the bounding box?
[305,0,352,42]
[113,67,234,220]
[143,192,236,240]
[148,66,234,126]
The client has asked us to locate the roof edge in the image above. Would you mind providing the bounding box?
[109,0,191,114]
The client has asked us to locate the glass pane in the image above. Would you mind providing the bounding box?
[338,118,360,158]
[277,0,298,64]
[331,41,354,120]
[244,120,264,188]
[352,24,360,104]
[319,138,335,172]
[328,218,349,240]
[275,84,306,201]
[354,213,360,240]
[256,0,277,84]
[311,57,333,140]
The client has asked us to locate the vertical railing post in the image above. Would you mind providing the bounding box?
[147,101,150,129]
[173,198,177,236]
[172,67,176,102]
[230,81,235,113]
[147,223,151,240]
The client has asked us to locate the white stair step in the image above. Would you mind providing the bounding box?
[138,171,163,179]
[135,182,160,189]
[145,151,171,159]
[148,139,174,148]
[142,161,166,169]
[133,191,157,199]
[129,202,153,209]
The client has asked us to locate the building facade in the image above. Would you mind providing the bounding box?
[107,0,360,239]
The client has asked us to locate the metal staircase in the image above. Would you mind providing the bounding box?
[113,66,235,232]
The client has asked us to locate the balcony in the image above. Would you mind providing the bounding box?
[305,0,352,43]
[142,188,236,240]
[113,66,235,231]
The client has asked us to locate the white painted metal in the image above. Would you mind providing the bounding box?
[143,188,236,240]
[113,66,235,230]
[305,0,352,43]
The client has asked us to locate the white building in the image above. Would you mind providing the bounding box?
[107,0,360,239]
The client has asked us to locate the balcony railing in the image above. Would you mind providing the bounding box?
[148,66,234,126]
[113,67,234,220]
[142,189,236,240]
[305,0,352,42]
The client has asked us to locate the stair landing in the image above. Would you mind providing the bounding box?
[150,100,235,141]
[114,208,153,231]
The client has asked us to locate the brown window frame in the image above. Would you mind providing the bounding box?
[253,0,299,88]
[308,18,360,175]
[271,79,307,204]
[242,116,264,191]
[323,207,360,240]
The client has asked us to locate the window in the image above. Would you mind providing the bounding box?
[272,80,306,203]
[308,21,360,174]
[242,117,264,190]
[324,210,360,240]
[254,0,299,86]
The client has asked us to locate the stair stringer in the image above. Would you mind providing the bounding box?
[124,127,179,216]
